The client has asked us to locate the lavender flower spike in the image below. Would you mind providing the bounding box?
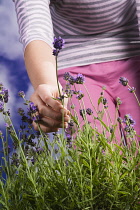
[86,108,93,115]
[119,77,129,86]
[117,117,123,123]
[27,102,38,116]
[102,98,108,105]
[18,91,25,98]
[80,109,86,119]
[53,49,59,56]
[124,114,136,126]
[128,87,136,93]
[76,90,84,100]
[53,36,65,56]
[0,87,9,103]
[68,76,76,85]
[75,73,85,84]
[53,36,65,50]
[0,102,4,112]
[63,72,71,81]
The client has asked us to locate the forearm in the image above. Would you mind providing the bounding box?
[24,40,57,90]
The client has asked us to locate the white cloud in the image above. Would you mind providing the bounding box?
[0,1,35,133]
[0,0,23,60]
[25,84,34,101]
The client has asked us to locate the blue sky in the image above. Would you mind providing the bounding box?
[0,0,34,152]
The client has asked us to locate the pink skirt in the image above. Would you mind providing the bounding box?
[58,56,140,143]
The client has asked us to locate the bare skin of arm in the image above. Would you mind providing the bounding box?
[24,40,70,133]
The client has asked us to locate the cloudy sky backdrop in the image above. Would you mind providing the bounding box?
[0,0,34,152]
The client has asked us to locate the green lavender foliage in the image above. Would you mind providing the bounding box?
[0,78,140,210]
[0,121,140,210]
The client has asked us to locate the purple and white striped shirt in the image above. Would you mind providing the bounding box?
[13,0,140,70]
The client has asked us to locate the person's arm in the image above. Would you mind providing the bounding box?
[24,40,57,89]
[13,0,70,132]
[24,40,69,132]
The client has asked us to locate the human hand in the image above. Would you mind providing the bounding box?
[30,83,70,133]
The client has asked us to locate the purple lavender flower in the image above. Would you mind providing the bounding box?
[63,72,76,84]
[32,114,41,122]
[72,90,77,94]
[128,87,136,93]
[36,147,44,154]
[63,72,71,81]
[66,133,72,148]
[5,123,12,129]
[3,89,8,103]
[76,91,84,100]
[68,75,76,85]
[124,125,133,133]
[0,102,4,112]
[102,98,108,105]
[116,97,122,105]
[117,117,123,123]
[124,114,136,126]
[53,36,65,50]
[86,108,93,115]
[119,77,129,86]
[11,158,20,167]
[31,158,35,165]
[109,128,114,133]
[53,49,59,56]
[66,133,72,141]
[21,115,29,123]
[53,36,65,56]
[65,89,73,98]
[20,125,26,130]
[27,139,36,147]
[3,109,10,116]
[57,94,65,101]
[18,108,25,116]
[18,91,25,98]
[75,73,85,84]
[0,87,9,103]
[68,120,74,126]
[5,124,13,134]
[27,102,38,115]
[80,109,86,119]
[27,118,33,125]
[65,83,71,90]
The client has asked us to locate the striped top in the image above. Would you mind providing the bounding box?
[13,0,140,70]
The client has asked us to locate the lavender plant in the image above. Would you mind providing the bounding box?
[0,79,140,210]
[0,39,140,209]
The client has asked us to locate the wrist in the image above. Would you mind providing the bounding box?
[27,61,58,90]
